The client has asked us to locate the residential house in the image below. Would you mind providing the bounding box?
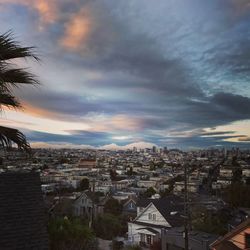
[128,195,184,247]
[219,168,233,178]
[122,198,137,215]
[73,191,107,218]
[137,180,157,188]
[78,159,96,169]
[174,181,200,194]
[211,218,250,250]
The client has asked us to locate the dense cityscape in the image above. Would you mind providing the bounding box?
[1,147,250,249]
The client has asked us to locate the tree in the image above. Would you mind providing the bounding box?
[79,178,89,191]
[93,213,122,240]
[110,169,117,181]
[48,217,97,250]
[191,206,229,235]
[0,32,39,152]
[143,187,156,198]
[224,183,250,208]
[104,198,122,215]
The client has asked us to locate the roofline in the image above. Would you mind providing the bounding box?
[211,218,250,247]
[133,202,171,227]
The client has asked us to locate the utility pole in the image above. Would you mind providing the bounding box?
[184,163,189,250]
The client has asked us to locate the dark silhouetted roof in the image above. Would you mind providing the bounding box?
[0,171,49,250]
[163,227,218,250]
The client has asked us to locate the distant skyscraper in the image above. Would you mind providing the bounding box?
[152,146,157,153]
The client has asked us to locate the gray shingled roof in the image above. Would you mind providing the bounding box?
[0,171,49,250]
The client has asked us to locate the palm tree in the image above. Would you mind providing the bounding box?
[0,32,39,152]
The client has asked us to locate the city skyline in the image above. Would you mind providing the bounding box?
[1,0,250,149]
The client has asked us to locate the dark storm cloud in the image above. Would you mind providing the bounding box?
[201,131,236,136]
[156,93,250,130]
[17,88,100,117]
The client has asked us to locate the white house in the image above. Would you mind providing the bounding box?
[128,196,184,247]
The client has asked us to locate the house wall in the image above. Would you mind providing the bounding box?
[128,222,161,244]
[229,227,250,249]
[128,203,170,245]
[137,204,170,227]
[137,181,157,188]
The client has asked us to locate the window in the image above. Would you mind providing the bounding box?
[246,233,250,248]
[146,235,152,245]
[153,214,156,221]
[140,233,145,243]
[129,202,134,209]
[148,213,152,220]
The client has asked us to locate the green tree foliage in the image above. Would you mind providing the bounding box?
[159,188,171,198]
[143,187,156,198]
[192,207,229,235]
[80,178,89,191]
[224,183,250,208]
[93,214,122,240]
[48,217,96,250]
[0,32,39,152]
[104,198,122,215]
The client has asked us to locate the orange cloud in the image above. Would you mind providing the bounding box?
[60,8,91,51]
[111,115,143,131]
[21,101,60,119]
[0,0,58,26]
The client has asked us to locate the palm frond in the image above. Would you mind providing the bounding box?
[0,66,39,87]
[0,31,39,61]
[0,31,40,153]
[0,126,31,152]
[0,92,21,109]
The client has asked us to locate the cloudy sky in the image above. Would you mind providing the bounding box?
[1,0,250,149]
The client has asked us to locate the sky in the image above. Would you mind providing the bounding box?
[1,0,250,149]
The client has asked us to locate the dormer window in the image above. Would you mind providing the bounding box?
[148,213,152,220]
[153,214,156,221]
[148,213,156,221]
